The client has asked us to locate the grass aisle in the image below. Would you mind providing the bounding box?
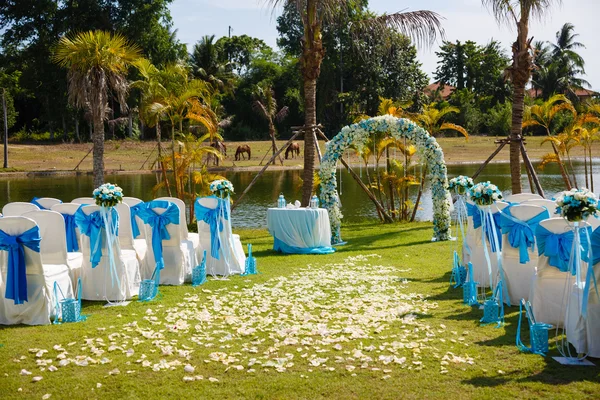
[1,222,599,399]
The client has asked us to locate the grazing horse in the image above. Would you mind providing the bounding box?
[285,142,301,159]
[235,145,251,161]
[209,140,227,166]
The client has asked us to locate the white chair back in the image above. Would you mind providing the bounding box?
[0,217,44,275]
[123,197,143,207]
[51,203,82,215]
[72,197,95,205]
[197,197,219,235]
[587,216,600,231]
[508,204,547,221]
[522,199,558,215]
[34,197,62,209]
[147,202,182,245]
[2,202,40,216]
[123,197,147,239]
[538,217,591,235]
[491,201,510,213]
[156,196,189,238]
[21,210,68,265]
[115,203,135,250]
[505,193,543,203]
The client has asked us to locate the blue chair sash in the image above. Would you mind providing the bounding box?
[500,208,549,264]
[130,203,147,239]
[592,227,600,266]
[74,207,119,268]
[138,200,179,270]
[195,196,228,260]
[536,224,591,274]
[0,225,41,304]
[62,213,79,252]
[466,202,482,229]
[486,210,503,253]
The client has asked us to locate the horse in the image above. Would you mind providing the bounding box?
[235,145,251,161]
[209,140,227,166]
[285,142,301,159]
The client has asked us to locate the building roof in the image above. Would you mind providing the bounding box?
[527,87,597,98]
[424,82,455,99]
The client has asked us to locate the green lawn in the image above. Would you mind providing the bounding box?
[0,221,598,399]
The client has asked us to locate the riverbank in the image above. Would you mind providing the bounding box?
[0,137,598,177]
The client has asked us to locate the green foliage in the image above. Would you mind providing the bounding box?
[484,102,512,136]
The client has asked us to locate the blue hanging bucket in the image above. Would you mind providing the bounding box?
[192,250,207,287]
[54,278,85,324]
[462,262,478,306]
[139,267,160,302]
[516,299,552,355]
[242,244,258,276]
[451,251,467,288]
[480,281,504,326]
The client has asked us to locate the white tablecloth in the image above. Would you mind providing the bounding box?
[267,208,335,254]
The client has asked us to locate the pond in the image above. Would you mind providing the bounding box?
[0,160,597,228]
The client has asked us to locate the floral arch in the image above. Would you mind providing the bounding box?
[318,116,452,244]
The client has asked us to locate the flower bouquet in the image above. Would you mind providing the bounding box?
[469,181,502,206]
[555,188,599,222]
[93,183,123,208]
[448,175,474,195]
[210,179,234,199]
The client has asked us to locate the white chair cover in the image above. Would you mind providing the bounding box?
[197,196,246,276]
[115,203,149,278]
[0,217,57,325]
[2,202,40,216]
[50,203,84,280]
[33,197,62,210]
[123,197,148,239]
[504,193,543,203]
[156,196,200,252]
[72,197,95,205]
[530,218,591,327]
[521,199,558,215]
[77,206,140,301]
[500,205,547,304]
[586,216,600,231]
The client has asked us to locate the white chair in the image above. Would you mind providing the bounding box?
[140,200,194,285]
[586,216,600,231]
[115,203,149,279]
[196,196,246,276]
[530,218,592,327]
[499,205,548,304]
[123,197,148,240]
[0,217,70,325]
[72,197,95,205]
[156,196,201,263]
[522,199,558,215]
[32,197,62,210]
[504,193,543,204]
[2,202,40,216]
[76,206,140,301]
[50,203,84,276]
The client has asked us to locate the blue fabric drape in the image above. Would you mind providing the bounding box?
[0,225,41,304]
[500,208,549,263]
[74,207,118,268]
[536,224,591,273]
[138,200,179,270]
[195,196,228,260]
[130,202,147,239]
[273,237,335,255]
[466,203,482,229]
[61,213,80,252]
[592,227,600,266]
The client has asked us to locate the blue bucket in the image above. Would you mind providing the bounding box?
[192,250,207,287]
[139,267,160,302]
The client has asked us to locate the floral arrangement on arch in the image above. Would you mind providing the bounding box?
[468,181,502,206]
[93,183,123,208]
[555,188,598,222]
[448,175,474,195]
[210,179,235,199]
[318,115,452,243]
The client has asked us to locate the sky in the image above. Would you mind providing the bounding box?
[170,0,600,89]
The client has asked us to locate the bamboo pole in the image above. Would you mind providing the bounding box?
[140,142,157,170]
[471,139,508,180]
[73,147,94,171]
[520,139,545,198]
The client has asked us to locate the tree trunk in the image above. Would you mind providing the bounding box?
[584,146,589,188]
[128,113,133,138]
[171,123,178,199]
[75,117,80,143]
[269,121,283,166]
[62,114,67,141]
[509,84,525,194]
[302,78,317,206]
[549,140,571,189]
[2,89,8,169]
[88,122,92,141]
[566,151,578,188]
[590,147,594,192]
[92,115,105,187]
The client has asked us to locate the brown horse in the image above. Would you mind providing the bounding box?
[285,142,301,159]
[209,141,227,166]
[235,145,251,161]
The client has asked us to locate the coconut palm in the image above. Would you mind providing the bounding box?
[252,83,289,164]
[266,0,443,206]
[414,103,469,138]
[577,126,600,192]
[522,94,574,188]
[190,35,233,90]
[53,30,141,186]
[483,0,560,194]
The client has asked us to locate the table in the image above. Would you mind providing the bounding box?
[267,208,335,254]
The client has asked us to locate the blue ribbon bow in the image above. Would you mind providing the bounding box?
[536,224,591,273]
[130,202,147,239]
[195,196,229,260]
[138,200,179,270]
[592,227,600,267]
[74,207,119,268]
[62,213,80,252]
[500,208,549,264]
[0,226,41,304]
[466,202,482,229]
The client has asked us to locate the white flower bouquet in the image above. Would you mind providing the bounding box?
[448,175,474,195]
[555,188,599,222]
[468,181,502,206]
[93,183,123,208]
[210,179,234,199]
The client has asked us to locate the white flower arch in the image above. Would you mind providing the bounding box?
[318,116,452,244]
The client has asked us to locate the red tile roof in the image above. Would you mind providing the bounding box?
[424,82,455,99]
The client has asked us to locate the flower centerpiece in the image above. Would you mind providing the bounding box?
[210,179,234,199]
[469,181,502,206]
[555,188,599,222]
[93,183,123,207]
[448,175,474,195]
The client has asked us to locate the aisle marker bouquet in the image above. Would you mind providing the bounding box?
[210,179,235,199]
[93,183,123,207]
[555,188,598,222]
[448,175,474,195]
[469,182,502,206]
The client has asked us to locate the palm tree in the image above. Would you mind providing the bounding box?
[266,0,443,205]
[54,31,141,186]
[483,0,560,194]
[252,83,289,165]
[522,94,574,188]
[577,126,600,192]
[414,103,469,138]
[550,22,590,95]
[190,35,233,90]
